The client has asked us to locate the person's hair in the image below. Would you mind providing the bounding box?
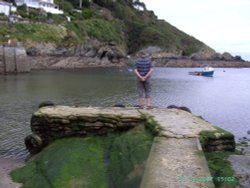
[137,51,149,58]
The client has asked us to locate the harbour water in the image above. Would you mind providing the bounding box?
[0,67,250,160]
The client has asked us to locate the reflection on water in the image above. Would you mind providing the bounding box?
[1,67,250,159]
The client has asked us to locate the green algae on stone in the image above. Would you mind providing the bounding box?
[199,126,243,187]
[11,125,154,188]
[11,137,108,188]
[107,125,154,188]
[204,151,242,188]
[200,126,234,140]
[139,113,162,136]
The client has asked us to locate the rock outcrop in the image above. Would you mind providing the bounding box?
[26,38,126,68]
[190,47,216,60]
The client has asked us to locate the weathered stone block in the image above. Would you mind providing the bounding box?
[29,107,142,150]
[199,126,235,152]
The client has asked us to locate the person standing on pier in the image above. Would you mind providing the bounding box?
[134,51,153,109]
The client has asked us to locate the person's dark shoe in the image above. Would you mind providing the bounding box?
[134,105,144,109]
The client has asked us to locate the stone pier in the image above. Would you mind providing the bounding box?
[0,45,30,74]
[27,106,236,188]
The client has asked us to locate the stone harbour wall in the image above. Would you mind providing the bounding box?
[24,105,237,188]
[206,138,235,151]
[26,106,236,155]
[27,106,144,154]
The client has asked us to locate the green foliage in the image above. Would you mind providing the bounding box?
[10,23,67,44]
[0,13,8,21]
[0,23,11,42]
[139,26,167,47]
[11,125,154,188]
[64,18,122,46]
[54,0,73,13]
[92,0,115,8]
[109,2,139,48]
[107,1,205,53]
[67,0,91,8]
[16,5,47,22]
[28,8,40,21]
[81,18,122,43]
[29,9,39,20]
[1,0,206,55]
[64,21,84,42]
[17,4,28,18]
[123,0,142,7]
[69,10,84,21]
[82,8,94,19]
[82,0,91,8]
[126,21,145,53]
[180,37,202,56]
[49,14,67,23]
[112,2,140,22]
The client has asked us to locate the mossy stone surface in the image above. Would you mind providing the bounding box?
[11,125,153,188]
[204,151,242,188]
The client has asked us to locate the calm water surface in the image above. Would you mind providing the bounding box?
[0,67,250,160]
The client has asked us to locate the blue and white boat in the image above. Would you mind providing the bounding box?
[189,66,214,77]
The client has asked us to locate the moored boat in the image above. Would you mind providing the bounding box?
[189,67,214,77]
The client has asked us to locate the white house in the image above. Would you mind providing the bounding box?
[0,1,17,16]
[15,0,63,14]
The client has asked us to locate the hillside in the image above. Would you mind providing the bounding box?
[0,0,212,56]
[2,0,247,69]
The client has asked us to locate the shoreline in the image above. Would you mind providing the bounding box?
[0,158,24,188]
[1,55,250,74]
[27,56,250,70]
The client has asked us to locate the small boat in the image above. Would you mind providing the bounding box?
[189,66,214,77]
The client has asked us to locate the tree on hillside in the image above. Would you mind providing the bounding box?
[133,0,145,10]
[92,0,113,8]
[78,0,91,8]
[124,0,145,9]
[55,0,90,11]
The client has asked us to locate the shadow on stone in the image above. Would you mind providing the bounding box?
[167,105,192,113]
[113,103,126,108]
[38,101,55,108]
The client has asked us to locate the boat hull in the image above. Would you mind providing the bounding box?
[201,71,214,77]
[189,70,214,77]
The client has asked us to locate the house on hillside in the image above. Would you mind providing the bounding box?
[0,1,16,16]
[15,0,63,14]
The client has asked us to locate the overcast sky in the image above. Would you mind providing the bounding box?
[141,0,250,60]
